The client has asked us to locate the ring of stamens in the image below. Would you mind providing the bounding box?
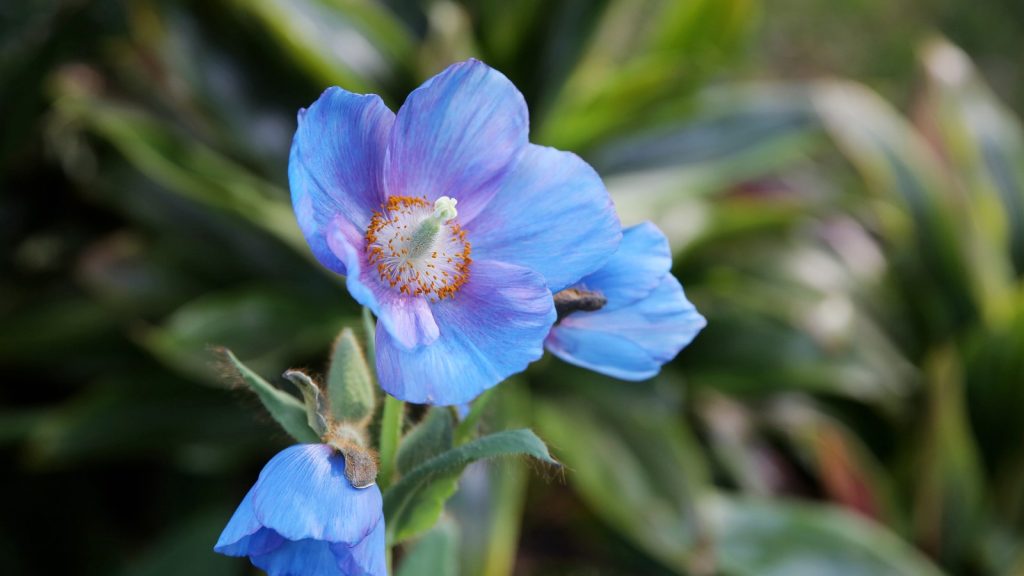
[364,196,471,300]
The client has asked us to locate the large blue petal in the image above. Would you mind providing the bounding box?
[333,515,386,576]
[250,537,347,576]
[251,444,383,545]
[375,260,556,405]
[470,144,621,292]
[214,488,281,557]
[577,221,671,310]
[384,59,528,224]
[290,88,394,275]
[326,216,439,349]
[546,275,706,380]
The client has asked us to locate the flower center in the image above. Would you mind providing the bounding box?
[365,195,471,300]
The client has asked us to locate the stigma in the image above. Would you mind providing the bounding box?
[364,195,471,300]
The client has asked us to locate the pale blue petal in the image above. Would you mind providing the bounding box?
[333,516,386,576]
[577,221,671,310]
[250,537,346,576]
[384,59,528,223]
[326,216,439,349]
[547,275,706,380]
[375,260,555,405]
[470,144,621,292]
[290,88,393,275]
[251,445,383,545]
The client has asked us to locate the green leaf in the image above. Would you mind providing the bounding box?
[964,304,1024,522]
[704,494,947,576]
[396,408,454,476]
[813,79,978,337]
[390,473,460,545]
[227,0,414,92]
[53,95,307,256]
[763,396,901,526]
[912,346,985,566]
[326,328,375,424]
[538,0,758,150]
[383,429,556,543]
[396,518,460,576]
[601,84,823,249]
[919,39,1024,278]
[448,383,532,576]
[219,349,319,444]
[137,287,347,385]
[534,383,709,572]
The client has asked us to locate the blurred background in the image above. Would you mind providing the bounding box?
[3,0,1024,574]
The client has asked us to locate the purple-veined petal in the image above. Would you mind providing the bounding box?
[375,260,556,405]
[333,515,386,576]
[384,59,528,223]
[546,275,706,380]
[250,538,348,576]
[290,88,393,275]
[326,216,440,349]
[577,221,671,310]
[470,144,621,292]
[250,445,383,545]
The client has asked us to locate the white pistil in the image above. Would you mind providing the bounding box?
[408,196,458,260]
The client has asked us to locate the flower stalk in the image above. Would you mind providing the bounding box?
[378,394,404,490]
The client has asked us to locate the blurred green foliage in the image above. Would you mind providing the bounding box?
[3,0,1024,575]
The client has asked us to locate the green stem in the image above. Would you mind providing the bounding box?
[365,307,402,491]
[361,307,377,368]
[454,387,497,445]
[368,307,401,573]
[378,394,403,490]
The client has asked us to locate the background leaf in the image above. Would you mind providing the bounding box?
[704,494,947,576]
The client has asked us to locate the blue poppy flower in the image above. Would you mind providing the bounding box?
[546,222,706,380]
[215,444,385,576]
[289,59,620,405]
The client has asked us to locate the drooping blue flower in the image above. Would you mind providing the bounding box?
[215,444,385,576]
[545,222,706,380]
[289,59,620,405]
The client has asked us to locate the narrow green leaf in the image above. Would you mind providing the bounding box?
[538,0,757,150]
[913,345,985,566]
[219,349,319,444]
[396,408,454,476]
[396,518,460,576]
[764,397,901,527]
[227,0,413,92]
[919,39,1024,277]
[54,96,306,256]
[326,328,375,424]
[383,429,556,543]
[813,80,978,336]
[137,288,348,386]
